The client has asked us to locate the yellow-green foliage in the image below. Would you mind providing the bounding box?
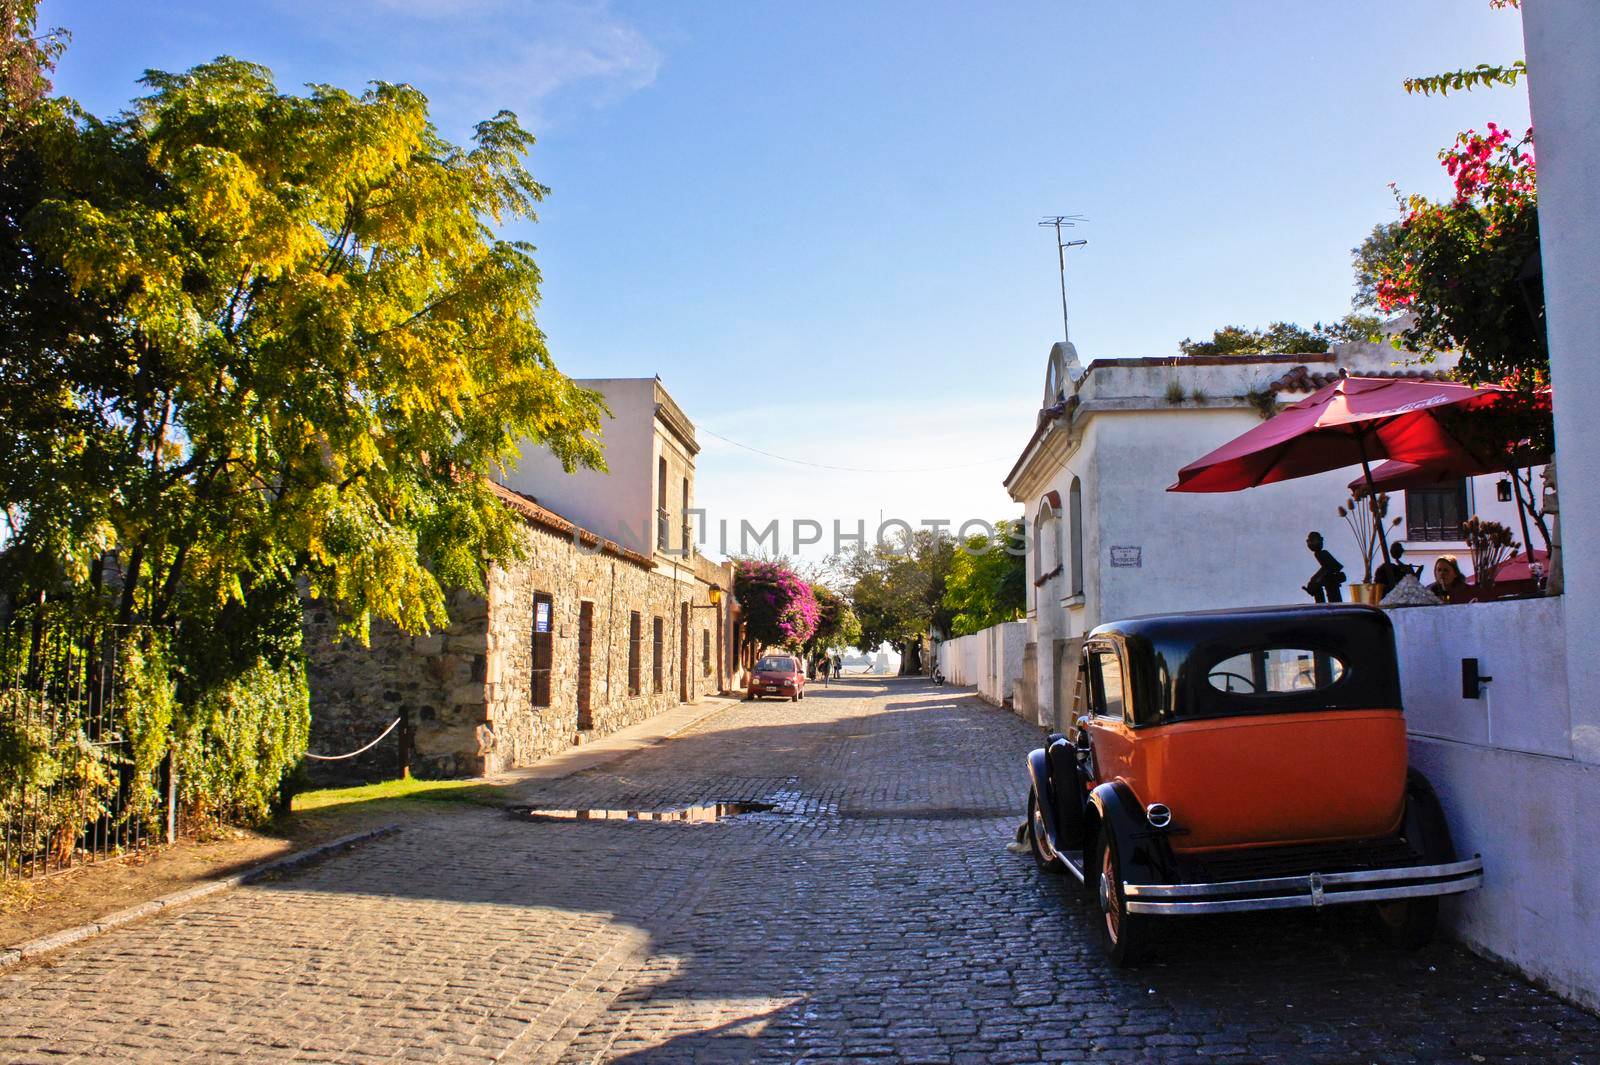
[178,658,310,826]
[6,57,606,643]
[119,633,177,830]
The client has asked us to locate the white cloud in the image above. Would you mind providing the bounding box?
[270,0,661,130]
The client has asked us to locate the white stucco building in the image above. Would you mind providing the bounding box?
[998,334,1534,730]
[501,377,701,562]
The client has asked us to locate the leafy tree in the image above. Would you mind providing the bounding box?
[1362,123,1543,389]
[1351,223,1403,313]
[2,58,606,642]
[733,558,818,654]
[941,520,1025,637]
[0,55,603,818]
[1178,322,1332,358]
[804,583,860,657]
[840,528,956,674]
[0,0,68,133]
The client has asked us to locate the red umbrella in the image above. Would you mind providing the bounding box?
[1169,375,1517,561]
[1346,388,1551,495]
[1483,549,1548,584]
[1348,457,1499,495]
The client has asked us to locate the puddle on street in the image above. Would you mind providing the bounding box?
[514,801,777,824]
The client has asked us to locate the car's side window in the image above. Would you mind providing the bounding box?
[1088,647,1127,721]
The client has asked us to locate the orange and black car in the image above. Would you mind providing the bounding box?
[1023,604,1482,966]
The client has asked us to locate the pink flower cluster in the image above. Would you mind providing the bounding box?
[1442,123,1535,205]
[733,559,819,647]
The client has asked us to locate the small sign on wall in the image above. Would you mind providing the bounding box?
[1109,546,1142,568]
[534,600,552,633]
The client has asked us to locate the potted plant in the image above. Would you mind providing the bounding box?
[1338,491,1402,605]
[1463,516,1518,597]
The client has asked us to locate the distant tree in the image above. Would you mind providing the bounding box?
[1178,322,1331,358]
[941,520,1025,637]
[733,558,819,654]
[804,584,859,658]
[840,528,956,674]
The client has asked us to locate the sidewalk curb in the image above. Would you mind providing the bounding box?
[661,698,739,740]
[0,824,400,972]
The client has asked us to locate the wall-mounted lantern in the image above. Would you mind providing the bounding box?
[1497,478,1514,503]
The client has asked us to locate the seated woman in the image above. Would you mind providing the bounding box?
[1427,555,1471,604]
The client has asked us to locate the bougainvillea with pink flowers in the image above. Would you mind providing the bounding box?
[1366,122,1543,388]
[732,558,819,651]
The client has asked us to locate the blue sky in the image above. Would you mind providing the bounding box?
[44,1,1530,562]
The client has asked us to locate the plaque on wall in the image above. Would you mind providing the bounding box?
[1109,546,1142,568]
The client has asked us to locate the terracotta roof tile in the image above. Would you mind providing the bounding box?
[1268,365,1451,392]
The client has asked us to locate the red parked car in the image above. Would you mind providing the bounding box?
[746,654,805,702]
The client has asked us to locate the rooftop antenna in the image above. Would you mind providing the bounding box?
[1038,215,1088,342]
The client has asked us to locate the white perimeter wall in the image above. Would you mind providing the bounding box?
[937,622,1027,710]
[1391,599,1599,1011]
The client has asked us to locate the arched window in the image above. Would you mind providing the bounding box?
[1069,477,1085,597]
[1034,493,1062,583]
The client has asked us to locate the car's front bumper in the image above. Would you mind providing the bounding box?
[1123,856,1483,915]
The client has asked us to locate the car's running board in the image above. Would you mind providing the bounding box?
[1062,852,1086,883]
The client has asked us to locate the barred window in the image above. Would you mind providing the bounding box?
[1405,482,1469,542]
[652,616,664,693]
[628,612,642,696]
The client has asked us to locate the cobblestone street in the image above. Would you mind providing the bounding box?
[3,678,1598,1063]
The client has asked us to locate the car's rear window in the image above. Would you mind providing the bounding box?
[1205,647,1347,695]
[756,656,794,672]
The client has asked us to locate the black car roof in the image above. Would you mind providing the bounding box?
[1086,604,1400,724]
[1088,604,1391,643]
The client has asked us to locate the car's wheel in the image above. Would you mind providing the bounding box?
[1026,788,1065,875]
[1095,833,1152,966]
[791,692,799,702]
[1371,897,1439,949]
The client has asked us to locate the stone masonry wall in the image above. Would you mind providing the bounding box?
[303,587,490,784]
[305,517,731,782]
[483,522,724,773]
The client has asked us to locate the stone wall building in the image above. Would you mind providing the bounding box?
[306,378,738,782]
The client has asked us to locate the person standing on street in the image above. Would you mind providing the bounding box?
[817,654,831,686]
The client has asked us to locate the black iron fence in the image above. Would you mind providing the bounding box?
[0,610,172,880]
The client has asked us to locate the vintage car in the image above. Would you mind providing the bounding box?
[1024,605,1482,965]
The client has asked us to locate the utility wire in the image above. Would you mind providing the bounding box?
[698,427,1014,475]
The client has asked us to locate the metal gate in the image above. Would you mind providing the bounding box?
[0,611,169,880]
